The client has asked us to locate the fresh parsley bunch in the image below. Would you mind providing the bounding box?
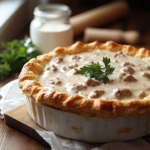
[0,37,41,78]
[78,57,115,84]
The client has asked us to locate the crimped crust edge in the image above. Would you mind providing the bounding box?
[18,41,150,118]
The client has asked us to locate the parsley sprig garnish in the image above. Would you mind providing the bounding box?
[78,57,115,84]
[0,37,41,78]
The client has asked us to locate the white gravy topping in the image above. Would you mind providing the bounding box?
[39,49,150,101]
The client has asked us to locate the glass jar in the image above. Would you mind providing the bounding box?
[30,4,73,53]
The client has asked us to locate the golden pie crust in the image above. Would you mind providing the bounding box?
[18,41,150,118]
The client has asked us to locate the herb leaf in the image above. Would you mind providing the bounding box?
[0,37,41,78]
[0,64,11,78]
[78,57,115,84]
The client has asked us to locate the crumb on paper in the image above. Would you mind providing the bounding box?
[0,95,2,100]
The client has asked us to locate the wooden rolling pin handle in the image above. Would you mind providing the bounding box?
[122,31,140,45]
[70,1,129,36]
[84,28,140,45]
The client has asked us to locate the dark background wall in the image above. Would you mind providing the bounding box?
[50,0,150,10]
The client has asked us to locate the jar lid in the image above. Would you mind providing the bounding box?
[34,4,71,19]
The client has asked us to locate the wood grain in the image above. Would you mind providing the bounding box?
[4,103,50,148]
[5,103,43,131]
[0,119,50,150]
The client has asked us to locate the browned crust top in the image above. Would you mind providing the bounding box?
[18,41,150,118]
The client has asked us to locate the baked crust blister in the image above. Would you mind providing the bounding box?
[18,41,150,119]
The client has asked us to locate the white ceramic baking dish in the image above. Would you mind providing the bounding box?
[26,96,150,143]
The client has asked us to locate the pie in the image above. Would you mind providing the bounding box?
[18,41,150,119]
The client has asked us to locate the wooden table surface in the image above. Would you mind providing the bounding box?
[1,8,150,149]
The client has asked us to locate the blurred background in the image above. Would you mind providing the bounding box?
[1,0,150,49]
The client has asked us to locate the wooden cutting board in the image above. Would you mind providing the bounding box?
[4,102,50,148]
[4,102,150,147]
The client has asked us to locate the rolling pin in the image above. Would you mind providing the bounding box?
[70,1,129,36]
[84,28,140,44]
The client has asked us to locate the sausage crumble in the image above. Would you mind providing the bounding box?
[113,88,132,98]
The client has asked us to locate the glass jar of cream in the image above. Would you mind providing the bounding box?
[30,4,73,53]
